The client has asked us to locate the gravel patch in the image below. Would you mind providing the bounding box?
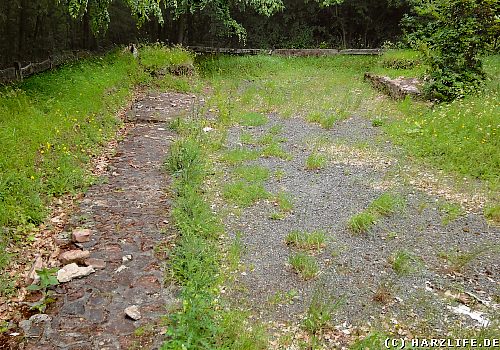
[222,113,499,335]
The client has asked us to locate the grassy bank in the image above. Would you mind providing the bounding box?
[0,45,195,296]
[0,52,141,230]
[379,54,500,198]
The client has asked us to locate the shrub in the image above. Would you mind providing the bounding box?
[404,0,499,100]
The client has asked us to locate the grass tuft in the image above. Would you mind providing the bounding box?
[305,152,327,170]
[288,252,319,280]
[348,212,377,234]
[285,230,326,251]
[261,143,291,160]
[233,165,270,183]
[303,292,341,334]
[348,193,405,234]
[484,205,500,224]
[238,112,268,127]
[223,181,269,207]
[390,250,419,275]
[221,148,260,165]
[439,202,464,225]
[306,112,338,129]
[275,191,293,213]
[368,193,405,216]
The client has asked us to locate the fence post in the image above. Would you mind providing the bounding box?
[14,62,22,82]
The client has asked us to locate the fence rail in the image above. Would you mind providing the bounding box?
[0,50,92,85]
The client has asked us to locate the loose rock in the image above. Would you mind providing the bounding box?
[57,263,95,283]
[84,258,106,269]
[124,305,141,320]
[19,314,52,338]
[72,228,92,243]
[58,250,90,265]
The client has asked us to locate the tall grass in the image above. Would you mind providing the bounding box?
[0,45,194,297]
[163,115,268,349]
[198,55,376,120]
[0,51,145,230]
[382,55,500,192]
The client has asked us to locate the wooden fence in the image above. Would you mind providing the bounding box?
[0,50,93,84]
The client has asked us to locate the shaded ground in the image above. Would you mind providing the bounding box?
[222,113,499,342]
[17,92,197,350]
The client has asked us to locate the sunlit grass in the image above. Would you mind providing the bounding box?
[378,55,500,195]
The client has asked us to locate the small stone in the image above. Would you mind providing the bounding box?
[19,314,52,338]
[115,265,128,273]
[54,233,71,246]
[72,228,92,243]
[58,250,90,265]
[122,255,132,262]
[57,263,95,283]
[124,305,141,320]
[84,258,106,269]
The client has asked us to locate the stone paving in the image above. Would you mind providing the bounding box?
[21,92,197,350]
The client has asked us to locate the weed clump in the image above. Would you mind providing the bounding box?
[289,252,319,280]
[348,193,405,234]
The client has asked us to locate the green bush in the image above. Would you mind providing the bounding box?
[404,0,499,100]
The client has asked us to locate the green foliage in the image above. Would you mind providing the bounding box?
[26,267,59,313]
[285,230,326,250]
[223,181,269,207]
[484,205,500,224]
[383,56,500,190]
[233,165,270,182]
[404,0,499,100]
[261,142,291,160]
[0,51,146,232]
[165,117,267,349]
[380,49,422,70]
[306,112,338,129]
[348,193,405,234]
[275,191,293,212]
[390,250,419,275]
[305,152,327,170]
[288,252,319,279]
[140,44,194,71]
[350,332,401,350]
[348,212,377,234]
[368,193,405,216]
[68,0,164,33]
[438,202,464,225]
[303,292,341,334]
[438,245,493,272]
[26,267,59,292]
[238,112,268,127]
[221,148,260,165]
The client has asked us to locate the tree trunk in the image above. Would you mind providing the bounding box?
[177,14,187,44]
[18,0,27,60]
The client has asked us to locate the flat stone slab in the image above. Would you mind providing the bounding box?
[127,92,197,122]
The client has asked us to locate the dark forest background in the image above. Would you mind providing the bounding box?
[0,0,410,68]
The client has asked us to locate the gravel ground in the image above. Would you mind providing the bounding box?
[222,113,499,336]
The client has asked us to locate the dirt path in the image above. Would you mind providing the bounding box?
[20,92,196,350]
